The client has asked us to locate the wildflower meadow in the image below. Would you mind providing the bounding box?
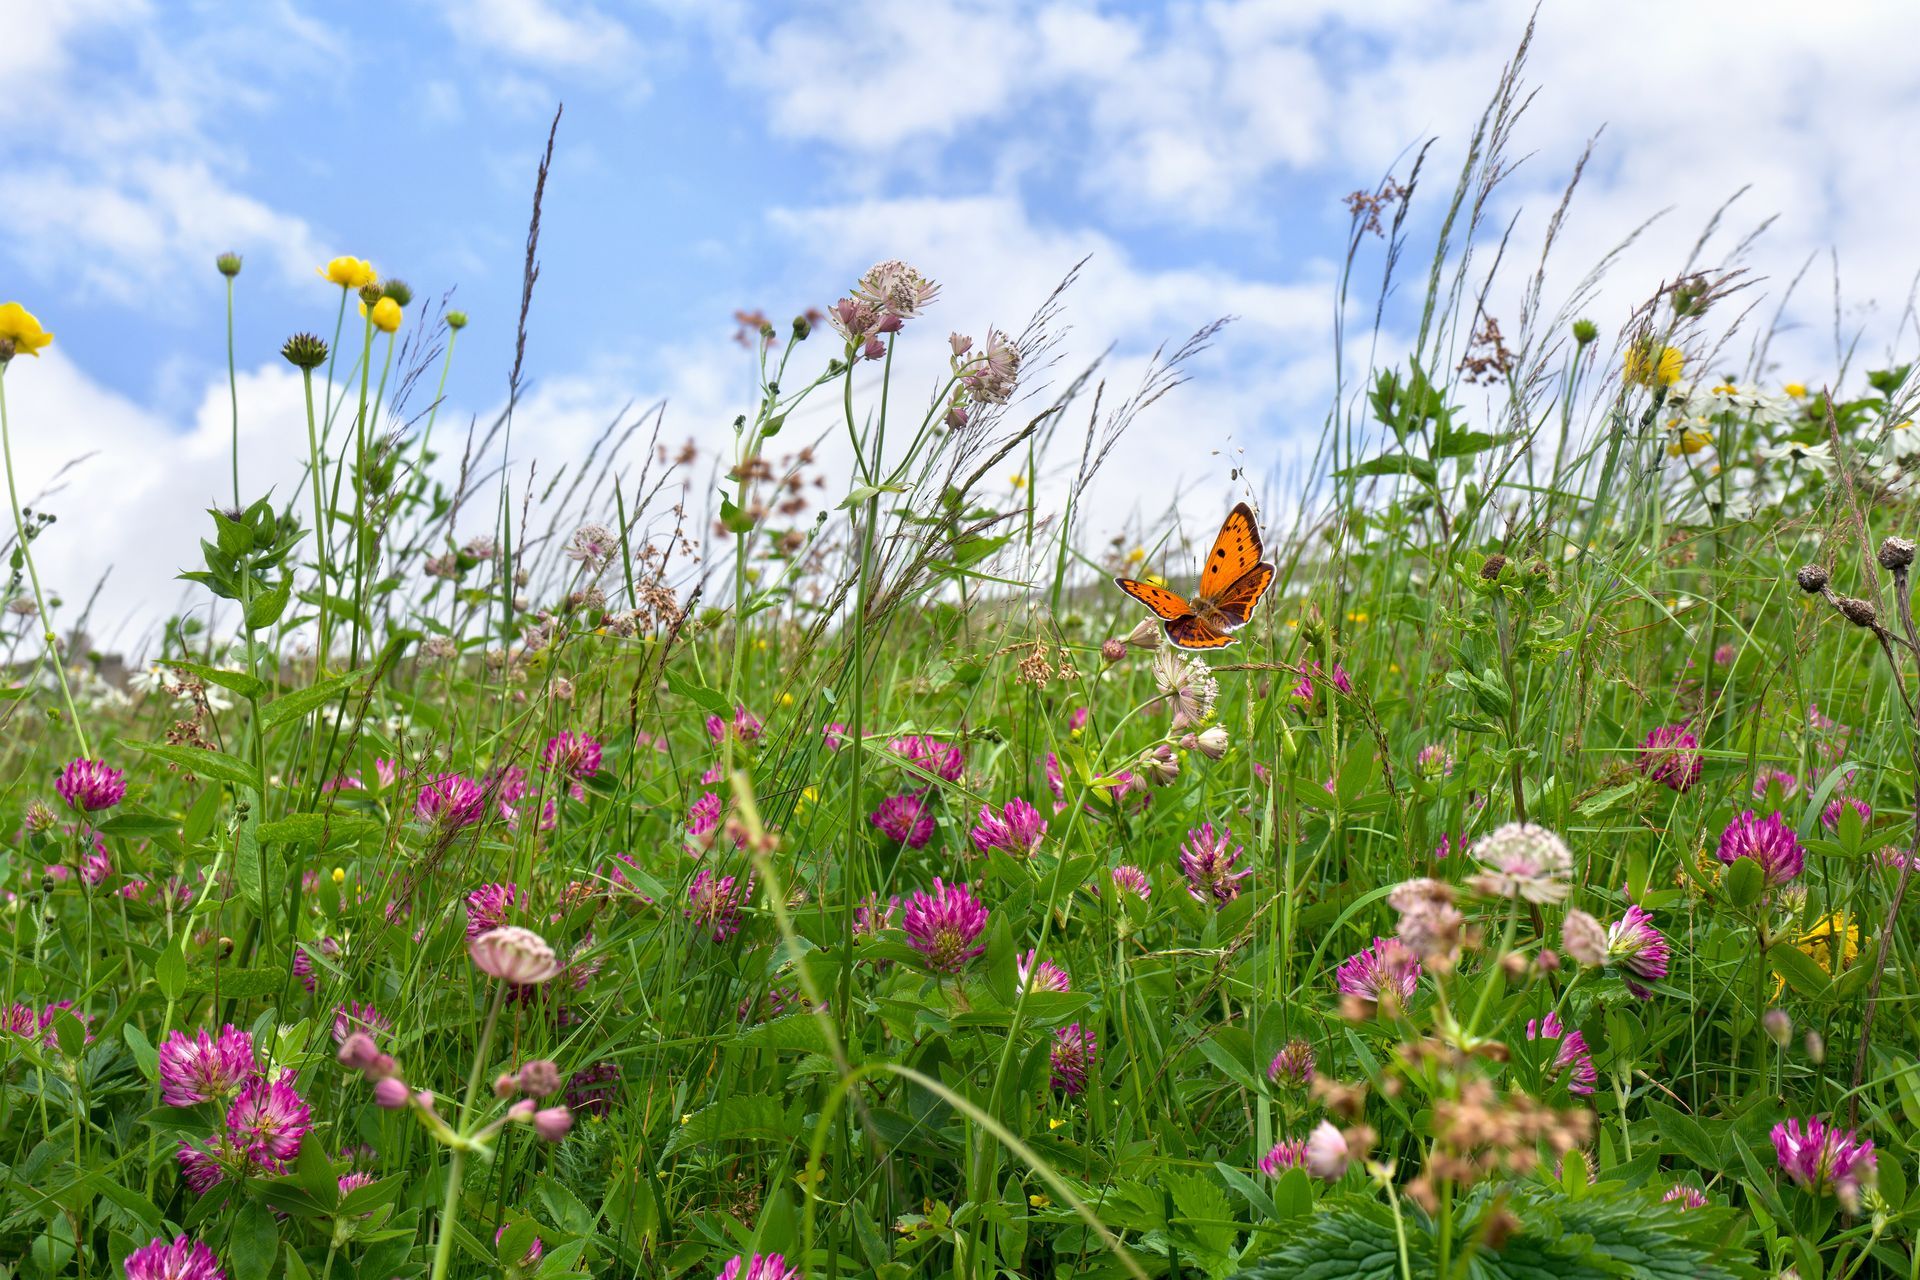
[7,25,1920,1280]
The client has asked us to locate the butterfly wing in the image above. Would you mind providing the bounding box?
[1165,615,1235,650]
[1114,578,1192,621]
[1197,503,1264,600]
[1210,562,1275,628]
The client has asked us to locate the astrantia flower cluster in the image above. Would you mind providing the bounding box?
[1467,822,1574,904]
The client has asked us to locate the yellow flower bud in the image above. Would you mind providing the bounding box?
[331,867,346,885]
[360,297,403,334]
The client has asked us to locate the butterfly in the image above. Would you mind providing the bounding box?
[1114,503,1275,649]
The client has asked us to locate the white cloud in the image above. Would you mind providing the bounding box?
[0,351,313,655]
[443,0,641,73]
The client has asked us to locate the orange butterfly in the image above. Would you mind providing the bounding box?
[1114,503,1275,650]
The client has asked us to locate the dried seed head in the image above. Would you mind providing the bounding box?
[1878,536,1915,572]
[1480,554,1508,581]
[1794,564,1830,594]
[1836,596,1879,628]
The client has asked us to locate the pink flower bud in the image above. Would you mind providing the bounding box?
[468,926,561,985]
[515,1059,561,1096]
[337,1032,379,1072]
[1304,1120,1351,1181]
[532,1106,573,1142]
[373,1076,410,1109]
[493,1073,517,1098]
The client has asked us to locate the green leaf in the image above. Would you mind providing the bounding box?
[98,809,181,840]
[718,492,756,534]
[230,1201,279,1280]
[837,482,911,510]
[1335,452,1437,486]
[734,1013,838,1056]
[536,1172,596,1235]
[123,741,261,792]
[261,667,366,730]
[664,669,732,719]
[258,811,378,846]
[1575,783,1638,817]
[164,660,267,700]
[245,576,293,630]
[1769,943,1832,1000]
[1723,856,1764,908]
[1646,1100,1722,1170]
[122,1025,158,1081]
[155,936,188,1001]
[661,1096,792,1157]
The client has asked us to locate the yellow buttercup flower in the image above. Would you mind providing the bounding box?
[1774,911,1860,998]
[1125,546,1146,564]
[360,297,403,334]
[318,256,378,290]
[1144,574,1165,587]
[780,691,794,706]
[330,867,346,885]
[1028,1193,1051,1209]
[1009,473,1027,490]
[1784,382,1807,399]
[0,302,54,359]
[1624,341,1684,389]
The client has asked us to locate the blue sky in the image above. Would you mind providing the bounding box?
[8,0,1920,648]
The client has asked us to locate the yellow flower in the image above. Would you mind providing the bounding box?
[360,296,403,333]
[1125,546,1146,564]
[1144,573,1165,587]
[1047,1117,1067,1130]
[318,256,378,290]
[800,786,818,806]
[1028,1193,1051,1209]
[1784,382,1807,399]
[1711,382,1737,395]
[1774,911,1860,997]
[1346,610,1369,624]
[0,302,54,358]
[780,691,794,706]
[330,867,346,885]
[1009,473,1028,490]
[1667,428,1713,457]
[1624,341,1683,389]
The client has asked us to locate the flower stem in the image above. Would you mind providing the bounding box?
[430,980,508,1280]
[0,368,90,757]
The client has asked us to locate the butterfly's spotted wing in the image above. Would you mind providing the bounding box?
[1197,503,1264,601]
[1165,615,1234,649]
[1211,562,1275,628]
[1114,578,1192,622]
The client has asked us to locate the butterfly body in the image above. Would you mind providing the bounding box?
[1114,503,1275,649]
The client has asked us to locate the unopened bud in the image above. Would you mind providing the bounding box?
[1762,1008,1792,1048]
[216,252,243,278]
[446,310,469,331]
[1101,638,1127,664]
[1572,319,1598,346]
[1805,1030,1825,1064]
[1795,564,1830,594]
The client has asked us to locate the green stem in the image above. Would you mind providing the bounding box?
[0,368,90,757]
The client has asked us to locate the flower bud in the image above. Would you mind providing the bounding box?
[1795,564,1830,594]
[1479,553,1508,581]
[447,310,469,331]
[373,1076,411,1109]
[493,1072,517,1098]
[216,252,243,278]
[1572,319,1598,346]
[1123,618,1163,651]
[337,1032,380,1073]
[1805,1030,1825,1064]
[515,1059,562,1096]
[380,278,414,307]
[1184,725,1230,760]
[281,332,329,370]
[1101,638,1127,664]
[1560,909,1608,966]
[1878,536,1915,572]
[532,1106,573,1141]
[1304,1120,1351,1181]
[790,313,811,340]
[1762,1008,1792,1048]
